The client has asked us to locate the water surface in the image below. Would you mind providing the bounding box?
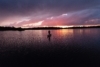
[0,29,100,66]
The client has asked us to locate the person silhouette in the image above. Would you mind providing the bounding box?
[48,30,50,34]
[47,30,52,41]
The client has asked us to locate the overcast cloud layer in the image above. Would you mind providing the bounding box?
[0,0,100,27]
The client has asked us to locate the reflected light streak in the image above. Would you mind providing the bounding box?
[56,29,74,37]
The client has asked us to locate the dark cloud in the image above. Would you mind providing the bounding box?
[0,0,100,26]
[0,0,100,15]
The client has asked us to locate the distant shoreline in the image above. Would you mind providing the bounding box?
[0,26,100,31]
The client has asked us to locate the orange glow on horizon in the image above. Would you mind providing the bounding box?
[55,26,74,28]
[7,24,100,28]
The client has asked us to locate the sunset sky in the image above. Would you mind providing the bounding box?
[0,0,100,27]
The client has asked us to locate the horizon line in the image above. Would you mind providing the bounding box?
[1,24,100,28]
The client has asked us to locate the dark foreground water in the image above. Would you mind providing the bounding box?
[0,28,100,67]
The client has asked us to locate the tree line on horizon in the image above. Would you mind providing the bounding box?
[0,26,24,31]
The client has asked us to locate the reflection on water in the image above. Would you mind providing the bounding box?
[55,29,74,39]
[0,29,100,47]
[0,29,100,66]
[0,29,100,46]
[56,29,74,36]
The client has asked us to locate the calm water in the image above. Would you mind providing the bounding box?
[0,28,100,66]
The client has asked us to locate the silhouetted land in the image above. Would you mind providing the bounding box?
[1,26,100,31]
[0,26,24,31]
[25,26,100,30]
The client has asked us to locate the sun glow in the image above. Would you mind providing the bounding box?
[54,26,74,28]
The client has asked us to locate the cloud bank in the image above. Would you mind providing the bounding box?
[0,0,100,27]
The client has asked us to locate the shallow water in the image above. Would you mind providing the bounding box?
[0,28,100,66]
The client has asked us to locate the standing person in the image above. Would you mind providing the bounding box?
[47,30,52,41]
[48,30,50,34]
